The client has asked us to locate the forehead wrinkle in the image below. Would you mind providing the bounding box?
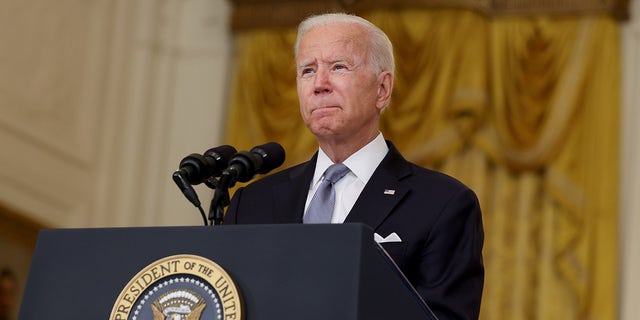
[298,42,361,66]
[297,52,354,67]
[297,24,371,70]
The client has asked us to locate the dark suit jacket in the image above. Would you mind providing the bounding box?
[224,141,484,320]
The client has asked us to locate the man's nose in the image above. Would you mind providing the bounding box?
[313,68,332,94]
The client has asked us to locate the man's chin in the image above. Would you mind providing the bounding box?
[310,126,336,137]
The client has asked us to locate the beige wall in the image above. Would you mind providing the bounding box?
[0,0,231,317]
[0,0,638,318]
[0,0,232,229]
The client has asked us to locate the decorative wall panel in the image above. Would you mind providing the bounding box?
[0,0,112,226]
[231,0,630,30]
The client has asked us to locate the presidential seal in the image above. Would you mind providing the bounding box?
[110,254,242,320]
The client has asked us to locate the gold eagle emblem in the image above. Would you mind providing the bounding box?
[151,289,206,320]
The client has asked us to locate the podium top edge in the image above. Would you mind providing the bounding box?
[37,222,374,235]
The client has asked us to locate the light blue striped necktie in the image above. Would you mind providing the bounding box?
[304,163,350,224]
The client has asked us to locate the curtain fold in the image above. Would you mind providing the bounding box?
[224,9,619,320]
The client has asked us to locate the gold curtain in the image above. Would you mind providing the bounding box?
[224,9,619,320]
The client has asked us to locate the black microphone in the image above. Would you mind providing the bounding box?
[223,142,286,183]
[174,145,237,185]
[172,145,237,207]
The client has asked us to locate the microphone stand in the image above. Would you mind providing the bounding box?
[207,171,235,226]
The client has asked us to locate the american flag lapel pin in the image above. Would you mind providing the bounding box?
[383,189,396,195]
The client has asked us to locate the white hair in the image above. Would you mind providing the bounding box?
[294,13,395,76]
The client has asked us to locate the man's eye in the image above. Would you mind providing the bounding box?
[333,64,347,71]
[301,68,314,75]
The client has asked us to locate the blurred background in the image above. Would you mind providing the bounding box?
[0,0,638,319]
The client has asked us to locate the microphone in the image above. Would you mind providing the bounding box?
[223,142,286,183]
[172,145,237,207]
[174,145,237,185]
[208,142,285,225]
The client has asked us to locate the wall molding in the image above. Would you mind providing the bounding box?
[620,1,640,319]
[231,0,630,30]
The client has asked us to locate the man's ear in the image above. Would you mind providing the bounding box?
[376,71,393,110]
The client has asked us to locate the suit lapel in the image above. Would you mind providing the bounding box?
[271,154,317,223]
[344,142,412,230]
[269,142,412,227]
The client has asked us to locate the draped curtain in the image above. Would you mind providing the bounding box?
[224,9,619,320]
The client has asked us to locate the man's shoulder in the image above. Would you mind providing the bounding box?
[384,142,471,193]
[237,161,311,190]
[409,163,467,186]
[399,160,476,199]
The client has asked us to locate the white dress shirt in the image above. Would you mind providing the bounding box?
[303,133,389,223]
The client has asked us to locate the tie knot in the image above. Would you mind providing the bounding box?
[323,163,350,184]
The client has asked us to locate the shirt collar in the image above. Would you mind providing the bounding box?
[312,132,389,185]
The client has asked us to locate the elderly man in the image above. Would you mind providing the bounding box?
[224,13,484,320]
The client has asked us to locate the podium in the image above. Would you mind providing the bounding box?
[19,223,436,319]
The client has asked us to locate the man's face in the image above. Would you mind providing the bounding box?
[296,23,389,142]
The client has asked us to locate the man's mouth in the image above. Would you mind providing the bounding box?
[312,105,340,113]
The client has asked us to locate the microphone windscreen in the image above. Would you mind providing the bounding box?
[204,145,237,166]
[251,142,285,174]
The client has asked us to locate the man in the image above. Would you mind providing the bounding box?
[224,13,484,319]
